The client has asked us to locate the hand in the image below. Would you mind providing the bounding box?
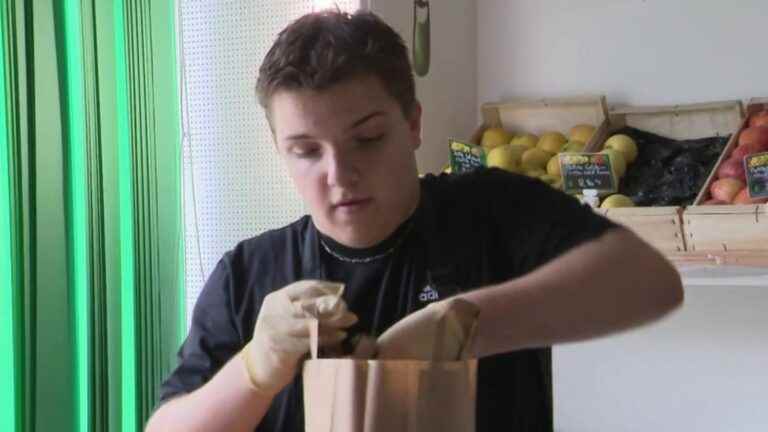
[241,280,357,395]
[376,297,479,361]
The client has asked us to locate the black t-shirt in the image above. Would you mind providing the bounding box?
[159,168,618,431]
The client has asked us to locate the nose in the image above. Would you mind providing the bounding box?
[326,149,360,188]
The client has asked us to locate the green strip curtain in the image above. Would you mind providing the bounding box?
[1,1,184,431]
[1,2,23,431]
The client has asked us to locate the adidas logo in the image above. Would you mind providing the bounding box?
[418,285,439,303]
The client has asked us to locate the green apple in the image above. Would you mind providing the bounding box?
[561,140,586,153]
[604,134,638,164]
[600,148,627,178]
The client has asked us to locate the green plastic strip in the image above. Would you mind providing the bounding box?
[62,0,90,431]
[114,0,137,430]
[171,0,186,348]
[0,3,20,431]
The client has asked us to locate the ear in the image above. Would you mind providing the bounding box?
[407,101,423,150]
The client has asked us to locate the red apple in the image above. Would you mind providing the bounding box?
[702,199,728,205]
[733,188,768,205]
[710,178,745,203]
[731,142,764,160]
[749,110,768,128]
[739,125,768,148]
[716,157,746,181]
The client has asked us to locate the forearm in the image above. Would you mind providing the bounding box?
[145,354,274,432]
[462,228,684,357]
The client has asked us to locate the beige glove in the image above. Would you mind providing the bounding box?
[376,297,479,361]
[241,280,357,395]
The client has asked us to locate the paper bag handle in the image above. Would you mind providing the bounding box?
[302,282,345,360]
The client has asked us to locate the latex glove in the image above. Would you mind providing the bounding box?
[241,280,357,395]
[376,297,479,361]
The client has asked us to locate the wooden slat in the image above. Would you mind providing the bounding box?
[684,205,768,252]
[615,101,742,141]
[746,98,768,115]
[669,251,768,268]
[595,207,686,253]
[611,100,744,116]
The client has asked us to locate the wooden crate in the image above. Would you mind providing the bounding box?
[680,98,768,266]
[694,98,767,204]
[594,207,687,253]
[470,95,609,148]
[683,204,768,257]
[586,101,744,254]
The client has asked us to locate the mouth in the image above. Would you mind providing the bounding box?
[332,197,373,211]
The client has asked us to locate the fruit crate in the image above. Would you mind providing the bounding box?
[682,98,768,264]
[588,101,744,254]
[469,95,609,150]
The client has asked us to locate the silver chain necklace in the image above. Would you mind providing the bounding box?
[319,221,414,264]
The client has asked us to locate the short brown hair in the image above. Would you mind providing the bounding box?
[256,10,416,119]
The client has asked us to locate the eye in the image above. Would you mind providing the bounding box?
[290,146,321,159]
[357,134,385,146]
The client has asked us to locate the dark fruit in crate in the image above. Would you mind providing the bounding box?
[716,157,746,181]
[615,127,729,206]
[738,126,768,148]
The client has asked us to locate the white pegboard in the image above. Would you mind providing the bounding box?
[179,0,361,328]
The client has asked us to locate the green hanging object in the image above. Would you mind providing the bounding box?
[1,3,22,431]
[412,0,430,77]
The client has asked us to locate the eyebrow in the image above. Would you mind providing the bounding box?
[347,110,386,131]
[283,110,387,141]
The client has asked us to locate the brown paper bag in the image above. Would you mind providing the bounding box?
[302,301,478,432]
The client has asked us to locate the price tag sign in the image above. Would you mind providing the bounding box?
[448,139,487,174]
[745,152,768,199]
[559,152,617,195]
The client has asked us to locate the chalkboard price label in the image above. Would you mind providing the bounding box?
[449,139,487,174]
[559,152,617,194]
[745,152,768,199]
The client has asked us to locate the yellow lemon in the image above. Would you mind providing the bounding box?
[537,131,567,154]
[521,148,551,170]
[600,194,635,208]
[525,168,547,178]
[487,145,521,172]
[546,155,562,177]
[506,144,529,163]
[481,127,512,149]
[604,134,638,164]
[539,174,560,185]
[570,124,596,143]
[510,133,539,150]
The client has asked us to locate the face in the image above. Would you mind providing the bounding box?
[270,75,422,248]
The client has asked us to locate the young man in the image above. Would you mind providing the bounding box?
[146,10,683,432]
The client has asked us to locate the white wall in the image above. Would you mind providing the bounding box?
[475,2,768,430]
[373,0,477,174]
[554,280,768,432]
[478,0,768,107]
[179,0,359,325]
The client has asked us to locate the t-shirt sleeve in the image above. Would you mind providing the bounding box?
[157,255,244,405]
[481,168,620,272]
